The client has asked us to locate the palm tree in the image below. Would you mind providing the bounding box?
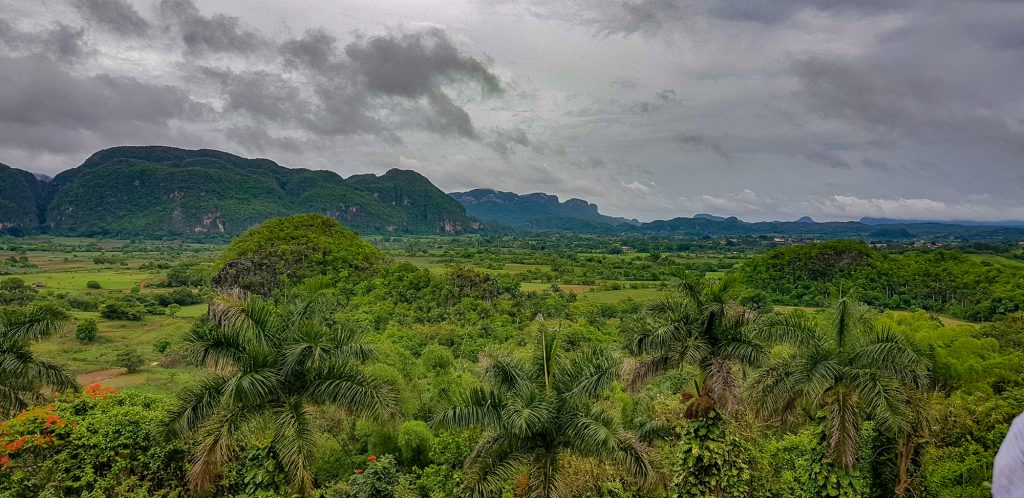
[432,327,658,498]
[165,288,398,497]
[0,306,77,416]
[623,275,764,415]
[750,299,930,471]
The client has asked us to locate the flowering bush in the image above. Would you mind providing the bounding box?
[0,388,187,497]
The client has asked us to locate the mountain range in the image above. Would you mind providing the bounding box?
[2,145,1023,241]
[3,146,478,238]
[450,189,637,229]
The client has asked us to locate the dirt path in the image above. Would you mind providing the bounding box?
[76,368,127,385]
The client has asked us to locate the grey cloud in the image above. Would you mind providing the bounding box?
[860,157,892,171]
[0,54,207,151]
[675,133,731,160]
[710,0,915,25]
[0,19,88,62]
[800,149,851,169]
[487,127,530,158]
[158,0,267,55]
[72,0,149,36]
[280,29,340,71]
[344,29,502,98]
[794,57,1024,156]
[225,125,306,154]
[425,91,478,139]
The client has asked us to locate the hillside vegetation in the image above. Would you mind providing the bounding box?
[0,225,1022,497]
[6,146,479,239]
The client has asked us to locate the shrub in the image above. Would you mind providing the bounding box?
[397,421,433,468]
[165,304,181,317]
[0,389,187,496]
[86,280,102,289]
[153,339,171,354]
[75,319,99,343]
[100,300,145,321]
[116,349,144,373]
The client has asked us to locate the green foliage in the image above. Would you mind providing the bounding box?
[667,412,754,498]
[0,388,188,497]
[86,280,102,289]
[116,349,144,372]
[347,455,414,498]
[166,303,181,317]
[0,277,37,305]
[212,214,381,295]
[432,328,658,497]
[165,289,398,497]
[743,241,1024,320]
[100,299,146,320]
[0,305,75,416]
[397,421,433,468]
[75,318,98,343]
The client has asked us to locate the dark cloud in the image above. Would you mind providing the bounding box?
[72,0,149,36]
[0,19,88,62]
[425,91,478,138]
[344,29,502,98]
[158,0,267,55]
[675,133,731,160]
[280,29,340,71]
[487,127,530,158]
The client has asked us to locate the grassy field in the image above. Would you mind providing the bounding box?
[33,312,195,375]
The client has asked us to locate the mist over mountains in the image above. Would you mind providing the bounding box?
[2,146,1023,241]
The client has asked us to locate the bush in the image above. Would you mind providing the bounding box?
[116,349,144,373]
[397,421,433,468]
[153,339,171,354]
[165,304,181,317]
[0,388,187,496]
[100,300,145,321]
[75,319,99,343]
[65,294,98,311]
[86,280,102,289]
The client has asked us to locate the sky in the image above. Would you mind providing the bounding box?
[1,0,1023,222]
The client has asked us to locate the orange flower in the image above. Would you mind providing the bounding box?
[368,455,377,462]
[0,454,9,468]
[6,437,25,453]
[355,469,364,473]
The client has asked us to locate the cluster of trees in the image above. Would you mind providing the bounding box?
[742,240,1024,320]
[0,217,1021,497]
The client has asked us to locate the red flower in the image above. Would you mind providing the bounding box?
[355,469,364,473]
[368,455,377,462]
[0,454,9,468]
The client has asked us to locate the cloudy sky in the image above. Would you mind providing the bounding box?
[1,0,1023,222]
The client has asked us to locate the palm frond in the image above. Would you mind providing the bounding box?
[305,361,398,420]
[823,387,861,471]
[555,348,619,400]
[432,386,506,430]
[271,398,316,497]
[501,386,556,438]
[164,374,233,439]
[186,405,258,493]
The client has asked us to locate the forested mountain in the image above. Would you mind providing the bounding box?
[450,188,638,228]
[349,169,479,234]
[0,164,48,233]
[4,146,479,238]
